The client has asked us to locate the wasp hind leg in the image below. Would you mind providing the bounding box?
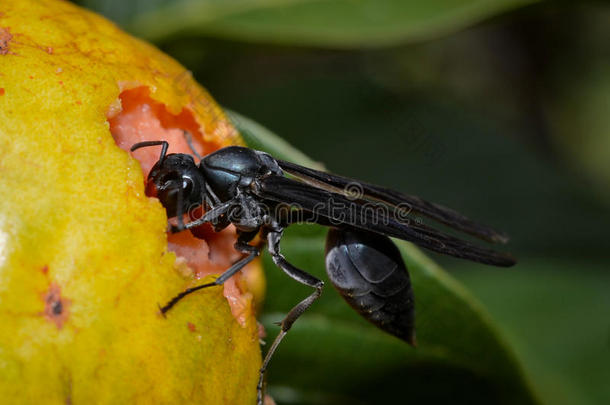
[257,228,324,405]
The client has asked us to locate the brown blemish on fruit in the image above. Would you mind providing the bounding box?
[187,322,196,332]
[42,283,71,329]
[0,27,12,55]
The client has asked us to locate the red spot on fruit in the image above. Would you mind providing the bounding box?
[41,265,49,274]
[0,27,12,55]
[187,322,196,332]
[42,283,71,329]
[46,46,53,54]
[0,88,4,96]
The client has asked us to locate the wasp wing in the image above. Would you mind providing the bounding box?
[277,160,508,244]
[255,175,515,267]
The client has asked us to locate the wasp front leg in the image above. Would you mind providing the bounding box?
[159,230,261,314]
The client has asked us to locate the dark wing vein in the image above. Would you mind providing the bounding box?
[255,175,515,267]
[277,160,508,244]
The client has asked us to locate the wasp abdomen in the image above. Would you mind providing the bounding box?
[325,228,416,346]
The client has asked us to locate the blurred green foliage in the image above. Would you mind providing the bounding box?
[74,0,610,404]
[80,0,539,47]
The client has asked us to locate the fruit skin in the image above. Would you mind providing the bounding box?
[0,0,260,403]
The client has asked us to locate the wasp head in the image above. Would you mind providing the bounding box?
[146,153,206,219]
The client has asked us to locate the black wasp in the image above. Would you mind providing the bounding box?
[131,139,515,405]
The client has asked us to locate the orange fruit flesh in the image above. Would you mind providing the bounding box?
[109,86,260,325]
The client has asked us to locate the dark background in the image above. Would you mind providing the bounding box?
[74,1,610,404]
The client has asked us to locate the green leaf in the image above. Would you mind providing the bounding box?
[454,259,610,405]
[81,0,539,48]
[231,111,539,404]
[227,109,323,170]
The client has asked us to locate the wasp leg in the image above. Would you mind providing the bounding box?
[257,229,324,405]
[130,140,169,162]
[159,232,260,314]
[169,199,234,233]
[174,187,186,231]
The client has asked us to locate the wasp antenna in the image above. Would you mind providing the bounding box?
[130,140,169,163]
[182,130,203,160]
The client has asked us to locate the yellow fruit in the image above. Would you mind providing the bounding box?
[0,0,262,403]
